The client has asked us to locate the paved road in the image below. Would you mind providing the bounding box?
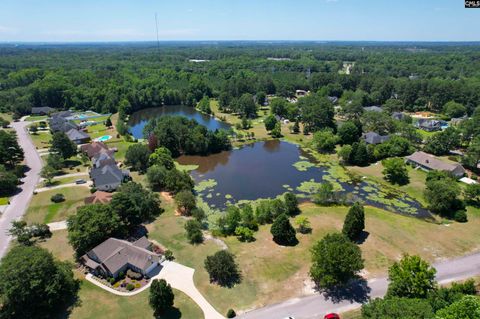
[0,121,42,258]
[239,252,480,319]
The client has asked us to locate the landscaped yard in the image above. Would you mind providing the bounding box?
[24,187,91,224]
[38,231,204,319]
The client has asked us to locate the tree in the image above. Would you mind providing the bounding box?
[219,206,242,235]
[146,164,167,190]
[270,214,297,246]
[310,233,364,289]
[352,141,370,166]
[424,127,461,156]
[313,181,336,205]
[386,255,437,299]
[197,96,212,114]
[8,220,52,246]
[148,147,175,170]
[264,114,278,131]
[462,136,480,170]
[29,123,38,134]
[240,204,258,230]
[0,130,24,168]
[464,183,480,205]
[50,131,76,159]
[361,297,434,319]
[149,279,174,315]
[292,121,300,134]
[436,295,480,319]
[382,158,409,185]
[256,91,267,106]
[237,93,257,118]
[175,190,196,215]
[299,94,336,132]
[110,182,163,227]
[424,173,463,216]
[46,153,64,171]
[185,219,203,244]
[270,98,288,117]
[164,168,195,193]
[40,164,57,185]
[0,165,18,195]
[67,204,126,257]
[443,101,466,119]
[337,121,360,145]
[342,202,365,241]
[284,192,300,216]
[105,117,112,127]
[125,143,151,172]
[271,121,282,138]
[234,226,255,242]
[0,245,79,319]
[295,216,312,234]
[313,129,338,153]
[204,250,241,287]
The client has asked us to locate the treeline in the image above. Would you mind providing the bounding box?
[2,43,480,119]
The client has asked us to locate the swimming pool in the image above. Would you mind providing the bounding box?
[96,135,112,142]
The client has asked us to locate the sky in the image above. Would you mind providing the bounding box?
[0,0,479,42]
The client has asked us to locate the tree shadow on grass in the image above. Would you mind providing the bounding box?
[156,307,182,319]
[354,231,370,245]
[321,277,371,304]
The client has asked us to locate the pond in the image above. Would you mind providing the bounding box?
[128,105,231,139]
[177,140,432,219]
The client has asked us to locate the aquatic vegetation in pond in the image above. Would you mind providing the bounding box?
[293,161,315,172]
[225,194,233,199]
[195,179,218,192]
[175,162,199,172]
[296,180,323,194]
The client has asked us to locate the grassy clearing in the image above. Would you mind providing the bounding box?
[149,201,480,314]
[27,115,48,121]
[0,112,13,123]
[24,187,91,224]
[30,131,51,149]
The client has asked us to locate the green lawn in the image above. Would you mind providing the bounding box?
[27,115,48,121]
[24,187,91,224]
[30,131,52,149]
[38,230,204,319]
[0,112,14,123]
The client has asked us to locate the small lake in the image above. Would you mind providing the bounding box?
[128,105,231,139]
[178,140,431,219]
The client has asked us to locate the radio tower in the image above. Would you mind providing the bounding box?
[155,12,160,51]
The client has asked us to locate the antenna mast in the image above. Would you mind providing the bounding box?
[155,12,160,50]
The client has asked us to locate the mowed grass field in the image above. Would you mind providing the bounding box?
[145,197,480,314]
[24,187,91,224]
[29,131,52,149]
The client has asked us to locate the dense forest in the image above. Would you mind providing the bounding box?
[1,42,480,120]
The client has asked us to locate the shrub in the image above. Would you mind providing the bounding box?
[108,277,115,284]
[126,269,143,280]
[50,193,65,203]
[135,283,141,289]
[90,187,97,194]
[226,308,237,318]
[164,249,175,261]
[126,283,135,291]
[454,210,468,223]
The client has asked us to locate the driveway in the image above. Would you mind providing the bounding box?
[86,261,225,319]
[35,181,92,193]
[0,121,42,258]
[239,251,480,319]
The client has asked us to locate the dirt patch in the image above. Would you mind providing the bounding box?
[160,191,174,203]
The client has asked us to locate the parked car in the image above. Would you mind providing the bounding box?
[324,314,340,319]
[75,179,87,184]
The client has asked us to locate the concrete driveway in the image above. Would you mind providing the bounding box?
[0,121,42,258]
[86,261,225,319]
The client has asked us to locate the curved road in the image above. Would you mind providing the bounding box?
[0,121,42,258]
[239,252,480,319]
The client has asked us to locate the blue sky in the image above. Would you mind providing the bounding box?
[0,0,478,42]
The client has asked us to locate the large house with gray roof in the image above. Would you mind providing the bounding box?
[405,151,466,178]
[81,237,162,279]
[363,132,390,145]
[90,163,129,191]
[66,128,91,144]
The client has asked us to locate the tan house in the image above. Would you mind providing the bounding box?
[405,151,466,178]
[81,237,162,279]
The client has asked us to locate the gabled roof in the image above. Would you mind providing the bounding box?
[49,117,78,132]
[84,237,160,275]
[406,151,465,175]
[91,164,127,187]
[80,141,112,158]
[66,128,90,142]
[31,107,55,115]
[92,151,116,168]
[363,132,390,145]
